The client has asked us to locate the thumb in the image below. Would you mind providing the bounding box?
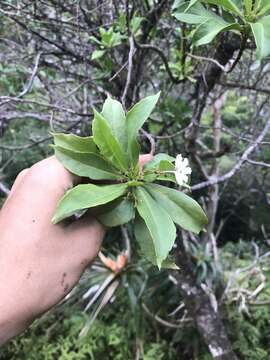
[67,213,105,268]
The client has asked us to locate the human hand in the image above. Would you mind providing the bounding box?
[0,153,153,345]
[0,156,104,344]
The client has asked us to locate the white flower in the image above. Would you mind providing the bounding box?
[174,154,192,186]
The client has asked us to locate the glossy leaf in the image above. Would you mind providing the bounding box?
[92,109,128,172]
[257,1,270,17]
[186,0,199,11]
[53,133,98,153]
[54,146,120,180]
[243,0,252,13]
[126,93,160,166]
[101,96,127,150]
[91,50,106,60]
[135,187,176,268]
[145,183,208,234]
[172,0,185,9]
[144,156,176,183]
[174,2,240,46]
[134,215,178,268]
[174,2,218,24]
[203,0,243,16]
[157,163,176,183]
[134,215,160,266]
[144,153,175,170]
[97,197,135,227]
[52,183,128,223]
[193,19,240,46]
[250,16,270,59]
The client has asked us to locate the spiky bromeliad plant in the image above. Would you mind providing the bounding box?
[52,93,207,268]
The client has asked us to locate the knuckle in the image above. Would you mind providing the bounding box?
[29,157,73,188]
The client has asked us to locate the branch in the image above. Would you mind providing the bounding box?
[121,36,135,109]
[246,158,270,168]
[219,81,270,95]
[191,119,270,191]
[136,42,184,84]
[0,97,91,116]
[187,52,227,72]
[142,303,190,329]
[18,52,42,98]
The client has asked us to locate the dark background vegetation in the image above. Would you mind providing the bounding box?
[0,1,270,359]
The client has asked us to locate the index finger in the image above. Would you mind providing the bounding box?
[4,156,80,222]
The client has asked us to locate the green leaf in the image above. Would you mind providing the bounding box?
[54,146,120,180]
[193,19,240,46]
[100,27,113,46]
[144,153,175,170]
[243,0,252,13]
[174,2,218,24]
[145,183,208,234]
[53,133,98,153]
[52,183,128,224]
[250,16,270,59]
[134,216,178,268]
[172,0,185,9]
[143,155,176,183]
[135,187,176,268]
[134,215,159,266]
[89,35,102,46]
[130,16,144,34]
[101,96,127,150]
[97,197,135,227]
[203,0,243,16]
[156,160,177,183]
[92,109,129,172]
[91,50,106,60]
[126,93,160,166]
[161,258,180,270]
[256,1,270,17]
[174,2,240,46]
[186,0,199,12]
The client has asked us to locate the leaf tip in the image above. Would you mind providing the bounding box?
[156,258,163,270]
[51,215,59,225]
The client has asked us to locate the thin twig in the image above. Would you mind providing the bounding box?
[187,52,227,72]
[18,51,42,97]
[191,119,270,191]
[137,42,184,84]
[246,158,270,168]
[121,226,131,262]
[142,303,191,329]
[0,181,10,196]
[121,36,135,109]
[140,128,156,155]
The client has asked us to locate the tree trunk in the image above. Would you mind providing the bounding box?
[174,242,238,360]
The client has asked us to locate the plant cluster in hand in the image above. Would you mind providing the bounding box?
[52,93,208,268]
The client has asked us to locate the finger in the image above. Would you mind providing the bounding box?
[10,169,29,195]
[67,212,105,268]
[30,156,80,187]
[138,154,153,169]
[1,169,30,210]
[29,156,80,201]
[4,157,81,223]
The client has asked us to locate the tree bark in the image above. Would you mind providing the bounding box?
[174,241,238,360]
